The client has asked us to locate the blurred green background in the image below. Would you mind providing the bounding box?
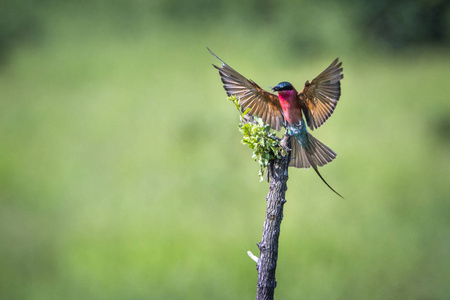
[1,0,450,299]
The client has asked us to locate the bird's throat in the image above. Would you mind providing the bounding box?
[278,90,302,125]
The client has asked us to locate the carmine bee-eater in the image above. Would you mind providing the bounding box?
[209,48,344,197]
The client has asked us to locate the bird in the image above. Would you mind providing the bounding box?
[208,48,344,198]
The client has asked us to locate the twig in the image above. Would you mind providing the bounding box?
[247,251,259,263]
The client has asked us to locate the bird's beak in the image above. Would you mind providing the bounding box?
[272,85,280,92]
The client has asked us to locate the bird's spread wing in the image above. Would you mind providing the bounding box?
[299,58,343,130]
[208,48,284,131]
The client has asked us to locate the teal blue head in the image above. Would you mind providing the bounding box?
[272,82,294,92]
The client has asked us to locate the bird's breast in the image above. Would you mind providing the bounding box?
[278,92,302,125]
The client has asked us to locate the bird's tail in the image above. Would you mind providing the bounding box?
[290,134,343,198]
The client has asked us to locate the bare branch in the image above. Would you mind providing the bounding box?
[255,135,291,300]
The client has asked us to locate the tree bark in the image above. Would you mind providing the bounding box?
[256,135,291,300]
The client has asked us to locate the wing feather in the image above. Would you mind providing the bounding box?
[209,48,284,131]
[299,58,343,130]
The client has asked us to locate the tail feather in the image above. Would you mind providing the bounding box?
[289,134,336,168]
[290,138,311,168]
[311,165,344,198]
[289,135,343,198]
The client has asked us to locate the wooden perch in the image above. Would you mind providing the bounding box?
[255,134,291,300]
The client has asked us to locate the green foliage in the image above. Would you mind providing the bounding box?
[2,0,449,62]
[228,96,286,181]
[0,0,41,62]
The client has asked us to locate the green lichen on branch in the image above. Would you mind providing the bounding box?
[228,96,287,181]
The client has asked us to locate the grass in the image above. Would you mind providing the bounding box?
[1,13,450,300]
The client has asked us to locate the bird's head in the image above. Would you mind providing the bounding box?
[272,81,294,92]
[272,82,297,100]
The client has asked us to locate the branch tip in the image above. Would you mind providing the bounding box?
[247,251,259,263]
